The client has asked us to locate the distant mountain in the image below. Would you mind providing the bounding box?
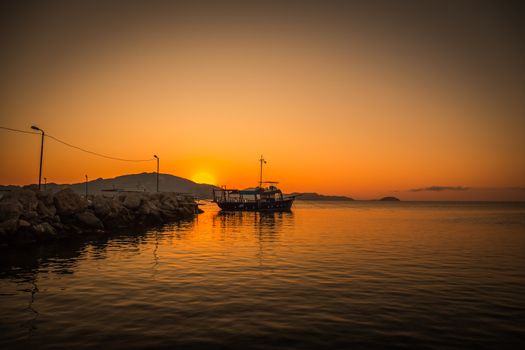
[0,173,219,199]
[379,196,401,201]
[1,174,361,201]
[291,192,354,201]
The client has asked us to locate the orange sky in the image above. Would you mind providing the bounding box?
[1,1,524,200]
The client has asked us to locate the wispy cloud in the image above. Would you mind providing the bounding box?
[410,186,470,192]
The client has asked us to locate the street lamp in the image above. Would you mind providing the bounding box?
[153,155,159,192]
[31,125,44,190]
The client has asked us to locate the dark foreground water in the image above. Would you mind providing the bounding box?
[1,201,525,349]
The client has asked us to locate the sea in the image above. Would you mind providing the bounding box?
[1,201,524,349]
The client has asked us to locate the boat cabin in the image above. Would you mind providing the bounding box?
[213,183,295,212]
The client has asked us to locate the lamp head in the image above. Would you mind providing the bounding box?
[153,154,158,159]
[31,125,41,131]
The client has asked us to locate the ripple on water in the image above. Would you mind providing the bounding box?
[1,202,525,349]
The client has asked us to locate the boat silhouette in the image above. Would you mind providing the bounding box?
[213,156,296,212]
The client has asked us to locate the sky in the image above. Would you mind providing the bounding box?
[1,0,524,200]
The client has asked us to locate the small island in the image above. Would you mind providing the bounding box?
[379,196,401,201]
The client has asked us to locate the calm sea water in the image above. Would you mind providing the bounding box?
[1,201,525,349]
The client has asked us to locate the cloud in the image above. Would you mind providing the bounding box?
[410,186,470,192]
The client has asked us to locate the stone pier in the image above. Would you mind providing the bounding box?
[0,188,202,245]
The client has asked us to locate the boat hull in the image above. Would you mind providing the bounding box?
[216,198,294,212]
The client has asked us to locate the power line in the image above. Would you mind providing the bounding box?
[1,125,155,162]
[0,126,40,135]
[46,134,154,162]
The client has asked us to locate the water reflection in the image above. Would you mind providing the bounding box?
[152,231,160,278]
[163,219,195,241]
[211,210,294,267]
[24,276,39,337]
[1,202,524,350]
[212,210,294,240]
[0,240,91,340]
[0,219,198,341]
[1,240,86,279]
[0,219,198,280]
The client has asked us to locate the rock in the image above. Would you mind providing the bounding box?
[138,200,163,224]
[122,193,143,210]
[183,195,195,203]
[92,196,113,217]
[102,204,133,228]
[160,201,176,211]
[162,193,179,207]
[51,221,64,230]
[54,188,87,215]
[173,206,193,217]
[0,218,19,234]
[2,190,200,246]
[0,200,23,221]
[37,200,56,218]
[184,205,195,215]
[32,222,57,242]
[150,192,164,201]
[75,211,104,229]
[68,224,84,235]
[20,210,38,222]
[138,199,160,215]
[6,189,39,211]
[37,191,54,206]
[18,219,31,228]
[32,222,49,233]
[41,222,57,236]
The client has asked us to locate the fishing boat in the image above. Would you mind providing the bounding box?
[213,156,296,212]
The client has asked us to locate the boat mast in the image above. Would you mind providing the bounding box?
[259,155,266,188]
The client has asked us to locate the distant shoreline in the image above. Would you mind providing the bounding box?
[1,172,524,202]
[291,192,354,201]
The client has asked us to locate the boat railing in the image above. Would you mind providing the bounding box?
[213,188,296,203]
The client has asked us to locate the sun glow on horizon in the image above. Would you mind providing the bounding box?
[191,172,216,185]
[0,2,524,200]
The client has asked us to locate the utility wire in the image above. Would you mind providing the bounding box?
[46,134,154,162]
[0,126,40,135]
[1,126,154,162]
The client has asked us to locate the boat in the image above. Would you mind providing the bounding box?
[213,156,296,212]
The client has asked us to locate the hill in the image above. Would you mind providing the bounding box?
[0,173,219,199]
[291,192,354,201]
[1,174,361,201]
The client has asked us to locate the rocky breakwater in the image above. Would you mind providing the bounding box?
[0,188,201,246]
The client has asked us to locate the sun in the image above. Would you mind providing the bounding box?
[191,172,216,185]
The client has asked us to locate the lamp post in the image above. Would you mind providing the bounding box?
[153,155,159,192]
[31,125,45,190]
[85,175,88,198]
